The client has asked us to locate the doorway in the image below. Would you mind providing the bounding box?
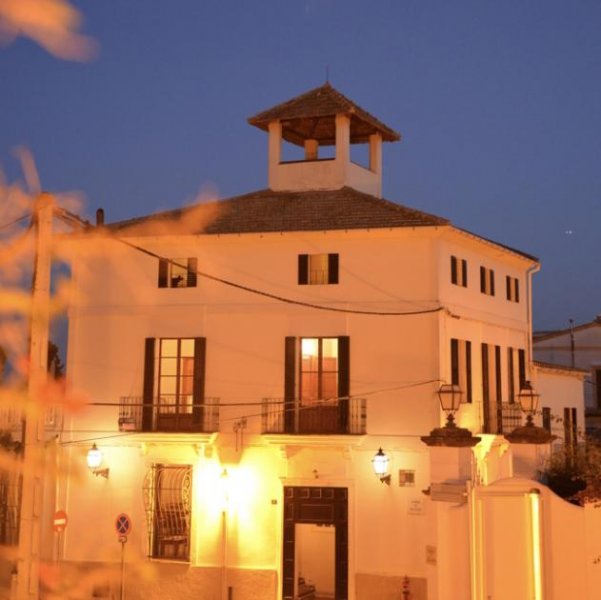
[282,486,348,600]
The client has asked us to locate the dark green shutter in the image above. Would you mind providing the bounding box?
[298,255,308,285]
[495,345,502,432]
[192,338,206,428]
[465,341,472,403]
[328,254,339,284]
[338,336,350,432]
[450,339,459,385]
[450,256,457,284]
[506,275,511,300]
[515,279,519,302]
[284,337,296,432]
[490,270,495,296]
[187,258,198,288]
[158,260,168,288]
[480,267,486,293]
[482,343,490,432]
[143,338,155,431]
[462,259,468,287]
[518,349,526,388]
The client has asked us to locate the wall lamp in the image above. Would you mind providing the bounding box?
[372,448,391,485]
[437,383,463,427]
[517,381,540,426]
[87,444,109,478]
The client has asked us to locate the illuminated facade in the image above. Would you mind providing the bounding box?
[58,84,592,599]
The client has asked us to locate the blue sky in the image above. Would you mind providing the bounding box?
[1,1,600,330]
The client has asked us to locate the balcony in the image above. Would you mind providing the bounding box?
[483,402,523,434]
[262,397,366,435]
[118,397,219,434]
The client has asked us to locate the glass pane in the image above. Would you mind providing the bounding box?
[301,372,318,404]
[180,375,193,396]
[161,339,178,357]
[160,357,177,377]
[170,260,188,288]
[160,377,177,396]
[308,254,328,284]
[180,356,194,378]
[180,339,195,357]
[321,373,338,400]
[301,338,319,372]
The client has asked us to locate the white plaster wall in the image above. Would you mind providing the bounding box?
[59,222,562,599]
[535,367,585,440]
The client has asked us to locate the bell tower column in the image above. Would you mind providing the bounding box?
[268,120,282,190]
[335,114,350,187]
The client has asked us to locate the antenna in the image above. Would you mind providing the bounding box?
[325,64,330,84]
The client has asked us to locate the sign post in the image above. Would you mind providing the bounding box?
[115,514,132,600]
[52,510,68,562]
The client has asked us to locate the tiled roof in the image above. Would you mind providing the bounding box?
[108,187,447,235]
[533,360,588,375]
[534,317,601,342]
[248,83,400,145]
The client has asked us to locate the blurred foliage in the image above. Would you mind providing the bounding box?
[540,440,601,505]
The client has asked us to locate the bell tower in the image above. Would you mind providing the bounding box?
[248,83,400,198]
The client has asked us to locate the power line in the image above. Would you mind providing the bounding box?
[0,213,31,232]
[59,378,442,445]
[113,237,445,317]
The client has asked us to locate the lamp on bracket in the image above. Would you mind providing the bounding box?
[517,380,540,426]
[86,444,109,479]
[372,447,391,485]
[437,383,463,427]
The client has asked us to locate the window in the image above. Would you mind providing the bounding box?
[158,258,197,288]
[594,368,601,410]
[284,336,350,433]
[143,337,206,432]
[542,407,552,433]
[507,347,525,403]
[564,408,578,465]
[482,343,502,433]
[506,276,519,302]
[480,266,495,296]
[143,464,192,561]
[298,254,339,285]
[450,256,468,287]
[451,338,472,402]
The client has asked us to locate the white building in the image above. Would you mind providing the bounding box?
[534,317,601,433]
[53,84,592,600]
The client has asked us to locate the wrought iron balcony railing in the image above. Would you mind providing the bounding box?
[483,401,523,434]
[262,397,366,435]
[118,397,219,434]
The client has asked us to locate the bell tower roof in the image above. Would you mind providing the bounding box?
[248,83,400,198]
[248,82,400,146]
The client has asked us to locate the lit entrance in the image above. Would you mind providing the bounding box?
[282,486,348,600]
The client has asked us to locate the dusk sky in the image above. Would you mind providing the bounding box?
[1,1,599,331]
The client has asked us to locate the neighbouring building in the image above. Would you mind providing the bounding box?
[534,316,601,432]
[44,83,595,600]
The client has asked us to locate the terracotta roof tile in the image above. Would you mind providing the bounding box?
[248,83,400,145]
[109,187,447,235]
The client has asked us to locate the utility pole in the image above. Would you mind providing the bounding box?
[16,193,54,600]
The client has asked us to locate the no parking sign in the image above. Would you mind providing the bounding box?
[115,513,132,541]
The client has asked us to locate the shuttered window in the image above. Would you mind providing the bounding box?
[480,266,495,296]
[143,338,206,432]
[482,343,502,433]
[143,464,192,561]
[506,276,519,302]
[298,254,339,285]
[158,258,198,288]
[451,338,472,402]
[450,256,468,287]
[284,336,350,433]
